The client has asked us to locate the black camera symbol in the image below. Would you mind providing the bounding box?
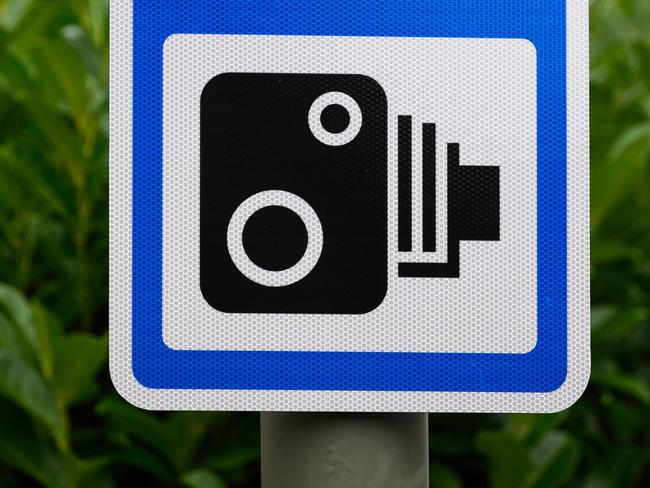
[200,73,500,315]
[200,73,388,314]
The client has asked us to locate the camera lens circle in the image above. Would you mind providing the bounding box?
[242,206,308,271]
[227,190,323,287]
[320,103,350,134]
[308,92,362,146]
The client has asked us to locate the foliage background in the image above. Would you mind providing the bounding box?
[0,0,648,486]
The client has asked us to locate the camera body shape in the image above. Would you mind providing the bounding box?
[200,73,389,314]
[200,72,501,315]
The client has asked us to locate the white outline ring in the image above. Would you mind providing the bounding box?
[227,190,323,287]
[308,91,362,146]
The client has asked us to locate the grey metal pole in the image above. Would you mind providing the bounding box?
[261,412,429,488]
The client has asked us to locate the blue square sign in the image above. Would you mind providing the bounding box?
[110,0,590,412]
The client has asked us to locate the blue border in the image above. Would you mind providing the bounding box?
[132,0,567,392]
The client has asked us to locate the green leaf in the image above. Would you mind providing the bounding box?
[208,446,259,472]
[610,122,650,159]
[0,0,36,31]
[0,314,23,357]
[476,431,530,488]
[0,152,74,223]
[591,305,647,343]
[74,455,115,488]
[32,39,89,123]
[32,303,60,381]
[87,0,108,50]
[508,413,566,447]
[0,282,38,356]
[591,371,650,403]
[111,444,176,484]
[0,351,66,448]
[591,122,650,230]
[591,238,643,266]
[604,400,646,440]
[0,50,32,99]
[182,468,228,488]
[0,0,61,47]
[521,431,582,488]
[62,24,100,76]
[0,396,69,488]
[52,332,107,406]
[429,462,462,488]
[166,411,232,472]
[96,397,172,459]
[25,101,86,177]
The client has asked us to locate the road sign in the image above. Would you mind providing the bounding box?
[110,0,590,412]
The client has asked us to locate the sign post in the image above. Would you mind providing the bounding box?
[110,1,589,480]
[261,413,429,487]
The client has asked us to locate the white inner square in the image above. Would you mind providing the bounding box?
[162,34,537,353]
